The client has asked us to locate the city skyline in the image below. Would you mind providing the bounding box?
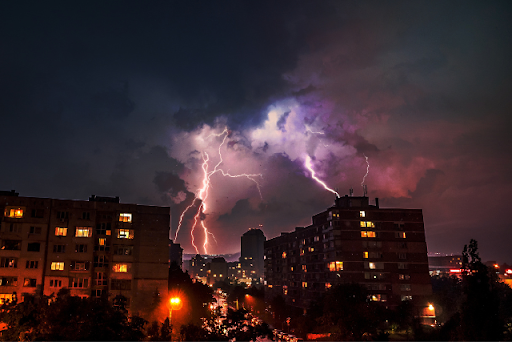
[1,1,511,261]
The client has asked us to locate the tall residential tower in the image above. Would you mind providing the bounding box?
[0,191,169,319]
[265,195,432,319]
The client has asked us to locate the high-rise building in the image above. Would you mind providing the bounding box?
[169,240,183,269]
[0,191,169,319]
[265,195,432,316]
[240,228,266,283]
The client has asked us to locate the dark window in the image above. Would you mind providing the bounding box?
[114,245,133,256]
[23,278,37,287]
[93,255,108,268]
[27,243,40,252]
[53,244,66,253]
[73,262,87,271]
[75,244,88,253]
[96,223,112,235]
[0,277,17,286]
[49,279,63,287]
[82,212,90,220]
[29,226,42,234]
[111,279,131,290]
[25,261,38,269]
[56,211,69,219]
[31,209,44,218]
[8,224,21,233]
[2,240,21,250]
[92,289,103,297]
[71,278,88,288]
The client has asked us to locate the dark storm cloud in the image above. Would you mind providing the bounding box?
[1,0,512,260]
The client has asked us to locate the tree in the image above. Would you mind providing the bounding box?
[438,239,507,341]
[315,283,385,341]
[0,290,146,341]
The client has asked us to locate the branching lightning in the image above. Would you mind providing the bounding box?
[174,128,263,254]
[305,155,340,198]
[361,154,369,187]
[305,127,325,135]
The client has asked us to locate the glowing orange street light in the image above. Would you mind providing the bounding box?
[169,297,183,328]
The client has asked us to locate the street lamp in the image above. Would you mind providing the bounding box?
[169,297,183,328]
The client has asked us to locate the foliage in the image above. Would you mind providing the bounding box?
[168,261,214,325]
[435,239,512,341]
[0,289,146,341]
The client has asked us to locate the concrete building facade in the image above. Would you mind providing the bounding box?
[265,195,432,314]
[240,228,266,284]
[0,191,169,319]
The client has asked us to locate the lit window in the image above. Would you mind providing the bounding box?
[5,207,24,218]
[360,211,366,218]
[360,221,375,228]
[395,232,406,239]
[75,227,91,237]
[119,213,132,223]
[363,251,369,259]
[328,261,343,271]
[308,247,314,252]
[117,229,134,239]
[369,262,376,269]
[283,285,288,295]
[282,252,286,259]
[113,263,128,272]
[98,238,106,246]
[0,294,14,304]
[302,282,308,288]
[23,278,37,287]
[361,231,376,238]
[325,283,332,289]
[51,262,64,271]
[401,295,413,301]
[302,265,307,272]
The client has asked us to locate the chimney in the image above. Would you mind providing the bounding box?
[375,198,379,208]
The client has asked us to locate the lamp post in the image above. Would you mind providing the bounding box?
[169,297,183,334]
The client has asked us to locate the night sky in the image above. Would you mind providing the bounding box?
[1,1,511,261]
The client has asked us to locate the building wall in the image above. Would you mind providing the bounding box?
[240,228,266,283]
[264,196,432,310]
[0,192,169,319]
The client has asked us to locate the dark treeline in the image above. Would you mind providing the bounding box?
[1,240,511,341]
[266,239,512,341]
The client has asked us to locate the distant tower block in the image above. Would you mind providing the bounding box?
[363,184,368,197]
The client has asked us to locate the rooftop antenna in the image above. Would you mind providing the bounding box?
[363,185,368,197]
[349,188,353,197]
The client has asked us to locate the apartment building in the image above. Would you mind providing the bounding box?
[0,191,169,318]
[265,195,432,314]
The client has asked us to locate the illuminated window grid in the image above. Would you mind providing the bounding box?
[51,262,64,271]
[328,261,343,272]
[119,213,132,223]
[117,229,134,239]
[55,227,67,236]
[75,227,91,237]
[360,221,375,228]
[113,263,128,273]
[361,231,376,238]
[4,208,24,218]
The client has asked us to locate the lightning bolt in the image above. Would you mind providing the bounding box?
[305,127,325,135]
[304,155,340,198]
[174,128,263,254]
[361,154,369,188]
